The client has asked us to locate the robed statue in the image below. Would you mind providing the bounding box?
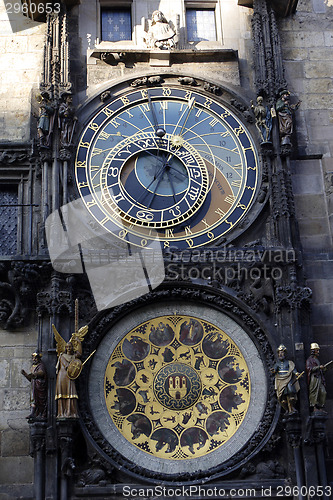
[53,308,89,419]
[21,351,47,419]
[275,89,301,146]
[271,344,302,414]
[306,343,332,413]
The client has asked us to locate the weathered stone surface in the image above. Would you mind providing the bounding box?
[0,361,10,389]
[292,173,324,194]
[298,218,330,237]
[294,194,327,218]
[308,278,333,304]
[0,10,45,142]
[304,61,333,79]
[1,389,30,412]
[312,304,333,325]
[281,31,325,48]
[299,234,332,250]
[304,78,333,94]
[1,428,29,457]
[0,456,33,484]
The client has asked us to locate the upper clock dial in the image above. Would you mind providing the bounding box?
[75,86,259,249]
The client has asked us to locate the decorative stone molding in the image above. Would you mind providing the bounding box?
[0,150,29,164]
[0,261,48,329]
[284,414,302,448]
[275,285,312,312]
[251,0,288,98]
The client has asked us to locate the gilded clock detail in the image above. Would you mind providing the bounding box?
[75,85,260,249]
[104,315,250,459]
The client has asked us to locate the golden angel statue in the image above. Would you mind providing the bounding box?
[53,301,89,419]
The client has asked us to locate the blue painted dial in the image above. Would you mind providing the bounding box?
[75,85,260,249]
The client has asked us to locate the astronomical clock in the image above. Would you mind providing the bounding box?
[75,76,275,483]
[75,84,260,250]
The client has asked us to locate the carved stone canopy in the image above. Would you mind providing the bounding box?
[238,0,298,17]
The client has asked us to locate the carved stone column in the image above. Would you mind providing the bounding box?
[284,414,306,500]
[304,414,329,499]
[312,415,329,497]
[37,272,75,499]
[30,422,47,500]
[57,420,77,500]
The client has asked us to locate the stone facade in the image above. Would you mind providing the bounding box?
[0,0,333,497]
[0,2,45,143]
[280,0,333,470]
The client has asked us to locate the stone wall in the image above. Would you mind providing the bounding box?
[280,0,333,461]
[0,327,37,496]
[0,1,45,143]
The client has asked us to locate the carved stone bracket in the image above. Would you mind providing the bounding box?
[58,147,73,162]
[76,453,115,487]
[0,261,50,329]
[37,272,73,316]
[284,414,302,448]
[57,420,77,478]
[29,422,47,456]
[36,273,95,322]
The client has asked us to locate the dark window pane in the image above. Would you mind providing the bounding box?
[101,8,132,41]
[186,9,217,41]
[0,186,18,255]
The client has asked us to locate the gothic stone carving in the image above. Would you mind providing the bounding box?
[0,261,47,329]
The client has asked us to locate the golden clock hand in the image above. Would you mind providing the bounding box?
[171,97,196,140]
[148,92,166,138]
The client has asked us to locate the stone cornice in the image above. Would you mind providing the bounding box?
[238,0,298,17]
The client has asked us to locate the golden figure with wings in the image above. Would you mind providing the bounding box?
[53,300,89,419]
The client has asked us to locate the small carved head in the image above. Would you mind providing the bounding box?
[310,342,320,355]
[152,10,167,24]
[32,351,42,363]
[65,342,74,354]
[277,344,287,359]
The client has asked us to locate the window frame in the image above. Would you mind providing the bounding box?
[0,183,20,256]
[185,0,222,44]
[98,1,133,44]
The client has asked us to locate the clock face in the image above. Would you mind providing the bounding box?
[75,86,259,249]
[103,314,251,461]
[87,302,268,476]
